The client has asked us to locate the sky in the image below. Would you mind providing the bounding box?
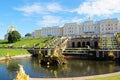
[1,0,120,39]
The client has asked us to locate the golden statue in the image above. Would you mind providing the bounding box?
[52,46,59,57]
[108,51,115,57]
[14,64,29,80]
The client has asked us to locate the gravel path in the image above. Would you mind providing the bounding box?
[30,72,120,80]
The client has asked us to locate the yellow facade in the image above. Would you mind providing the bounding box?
[34,30,41,38]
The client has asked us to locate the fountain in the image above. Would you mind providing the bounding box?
[39,46,66,66]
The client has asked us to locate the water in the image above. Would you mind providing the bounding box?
[0,57,120,80]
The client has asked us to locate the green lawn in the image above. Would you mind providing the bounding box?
[0,37,53,48]
[0,37,58,57]
[88,75,120,80]
[0,49,30,57]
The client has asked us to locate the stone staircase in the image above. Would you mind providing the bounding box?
[46,37,62,48]
[62,48,89,55]
[27,37,68,57]
[99,36,119,50]
[43,37,68,55]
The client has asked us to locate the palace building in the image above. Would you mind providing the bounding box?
[33,18,120,38]
[40,26,62,37]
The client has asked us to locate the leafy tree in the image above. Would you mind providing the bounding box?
[48,34,52,37]
[8,31,21,43]
[25,33,32,37]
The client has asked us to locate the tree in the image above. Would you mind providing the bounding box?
[8,31,21,43]
[25,33,32,38]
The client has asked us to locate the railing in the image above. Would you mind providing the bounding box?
[62,47,89,55]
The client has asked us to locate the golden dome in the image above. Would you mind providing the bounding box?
[11,24,15,31]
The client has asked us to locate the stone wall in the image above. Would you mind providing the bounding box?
[67,37,100,48]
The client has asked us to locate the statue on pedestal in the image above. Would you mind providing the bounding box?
[14,64,29,80]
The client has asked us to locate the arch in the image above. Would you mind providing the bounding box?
[77,42,81,47]
[86,41,90,46]
[94,41,98,48]
[72,42,75,48]
[82,42,85,47]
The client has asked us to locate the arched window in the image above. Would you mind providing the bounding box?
[94,41,98,48]
[86,41,90,46]
[82,42,85,47]
[77,42,81,47]
[72,42,75,48]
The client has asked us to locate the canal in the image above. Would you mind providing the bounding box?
[0,57,120,80]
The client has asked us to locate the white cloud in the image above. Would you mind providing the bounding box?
[71,17,83,23]
[47,3,62,12]
[73,0,120,16]
[15,3,43,16]
[15,2,63,16]
[37,15,83,27]
[37,15,62,27]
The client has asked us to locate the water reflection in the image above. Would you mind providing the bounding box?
[66,59,116,76]
[29,58,120,78]
[0,57,120,80]
[30,57,72,78]
[5,60,19,80]
[6,60,19,72]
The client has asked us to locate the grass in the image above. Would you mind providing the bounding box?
[88,74,120,80]
[0,49,30,57]
[0,37,53,48]
[0,37,57,57]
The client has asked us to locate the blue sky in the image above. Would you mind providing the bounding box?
[0,0,120,39]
